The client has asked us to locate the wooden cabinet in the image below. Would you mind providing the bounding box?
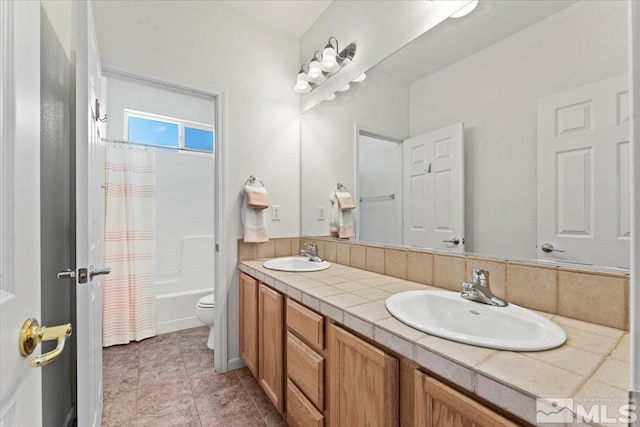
[258,283,284,413]
[328,324,399,427]
[413,370,518,427]
[287,379,324,427]
[239,273,259,376]
[286,298,324,352]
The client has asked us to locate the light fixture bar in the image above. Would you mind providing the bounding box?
[294,38,357,94]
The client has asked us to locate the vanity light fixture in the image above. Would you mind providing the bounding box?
[338,83,350,92]
[293,66,311,94]
[293,36,356,94]
[352,73,366,83]
[450,0,478,18]
[325,93,336,101]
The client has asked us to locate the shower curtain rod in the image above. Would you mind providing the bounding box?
[101,138,212,154]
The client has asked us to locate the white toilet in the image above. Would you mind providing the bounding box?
[195,293,215,350]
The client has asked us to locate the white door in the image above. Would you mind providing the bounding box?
[403,123,465,251]
[537,75,630,268]
[75,1,107,426]
[0,1,44,425]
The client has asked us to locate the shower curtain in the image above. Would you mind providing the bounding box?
[102,143,157,346]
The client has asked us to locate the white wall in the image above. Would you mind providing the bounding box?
[409,0,628,259]
[93,1,300,368]
[301,69,409,237]
[358,134,402,245]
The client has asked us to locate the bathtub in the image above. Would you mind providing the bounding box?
[156,235,214,334]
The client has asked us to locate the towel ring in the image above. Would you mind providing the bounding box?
[245,175,265,187]
[337,183,348,191]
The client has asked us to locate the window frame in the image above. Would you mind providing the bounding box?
[124,109,214,154]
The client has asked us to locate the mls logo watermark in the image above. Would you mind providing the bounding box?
[536,397,637,424]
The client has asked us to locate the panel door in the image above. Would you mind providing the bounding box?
[403,123,464,251]
[537,75,630,268]
[0,2,44,426]
[328,324,398,427]
[75,2,107,425]
[239,273,259,376]
[258,284,284,413]
[414,370,518,427]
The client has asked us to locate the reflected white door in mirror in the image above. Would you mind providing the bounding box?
[537,75,630,269]
[402,123,465,252]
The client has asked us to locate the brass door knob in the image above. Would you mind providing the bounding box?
[19,318,72,367]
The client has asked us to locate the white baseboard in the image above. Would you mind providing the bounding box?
[226,357,246,372]
[157,316,204,335]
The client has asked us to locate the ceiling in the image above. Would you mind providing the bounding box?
[374,0,578,84]
[216,0,333,39]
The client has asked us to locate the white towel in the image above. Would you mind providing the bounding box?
[336,190,355,211]
[242,186,269,242]
[330,194,355,239]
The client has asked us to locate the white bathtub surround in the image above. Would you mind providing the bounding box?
[103,144,157,346]
[157,236,215,334]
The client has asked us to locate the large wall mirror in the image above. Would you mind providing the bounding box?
[301,0,630,270]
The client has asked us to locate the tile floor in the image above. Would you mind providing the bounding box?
[102,326,286,426]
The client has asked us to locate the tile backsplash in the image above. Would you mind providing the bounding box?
[238,237,629,330]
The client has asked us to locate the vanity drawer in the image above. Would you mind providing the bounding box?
[287,379,324,427]
[287,331,324,410]
[286,298,324,351]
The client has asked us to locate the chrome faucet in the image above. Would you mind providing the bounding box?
[461,269,507,307]
[300,243,323,262]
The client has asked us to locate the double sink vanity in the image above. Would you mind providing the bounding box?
[238,249,630,427]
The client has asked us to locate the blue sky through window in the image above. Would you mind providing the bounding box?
[185,127,214,152]
[128,116,179,147]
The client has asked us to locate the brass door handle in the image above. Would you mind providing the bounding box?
[19,318,72,367]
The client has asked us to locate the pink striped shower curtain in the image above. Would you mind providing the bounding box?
[102,144,157,346]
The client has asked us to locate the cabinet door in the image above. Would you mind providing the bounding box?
[414,370,519,427]
[329,324,399,427]
[239,273,259,376]
[259,284,284,413]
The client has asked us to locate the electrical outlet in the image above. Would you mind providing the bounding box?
[272,205,281,221]
[317,206,326,221]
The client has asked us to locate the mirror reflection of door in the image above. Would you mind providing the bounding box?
[357,132,403,245]
[537,74,630,268]
[402,123,465,252]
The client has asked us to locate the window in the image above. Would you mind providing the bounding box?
[125,109,214,153]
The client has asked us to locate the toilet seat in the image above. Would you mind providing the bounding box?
[197,294,215,308]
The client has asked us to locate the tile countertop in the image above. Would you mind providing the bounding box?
[239,258,631,427]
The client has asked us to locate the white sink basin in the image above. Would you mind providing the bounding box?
[263,256,331,272]
[385,290,566,351]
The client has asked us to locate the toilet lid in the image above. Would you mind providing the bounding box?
[198,294,215,307]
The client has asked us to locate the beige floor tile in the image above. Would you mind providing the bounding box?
[475,352,585,397]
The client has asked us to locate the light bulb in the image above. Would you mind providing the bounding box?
[352,73,366,83]
[450,0,478,18]
[322,45,339,72]
[338,84,350,92]
[309,59,323,79]
[294,72,311,94]
[325,93,336,101]
[308,71,325,84]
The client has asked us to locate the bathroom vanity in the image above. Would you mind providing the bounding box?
[239,269,518,426]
